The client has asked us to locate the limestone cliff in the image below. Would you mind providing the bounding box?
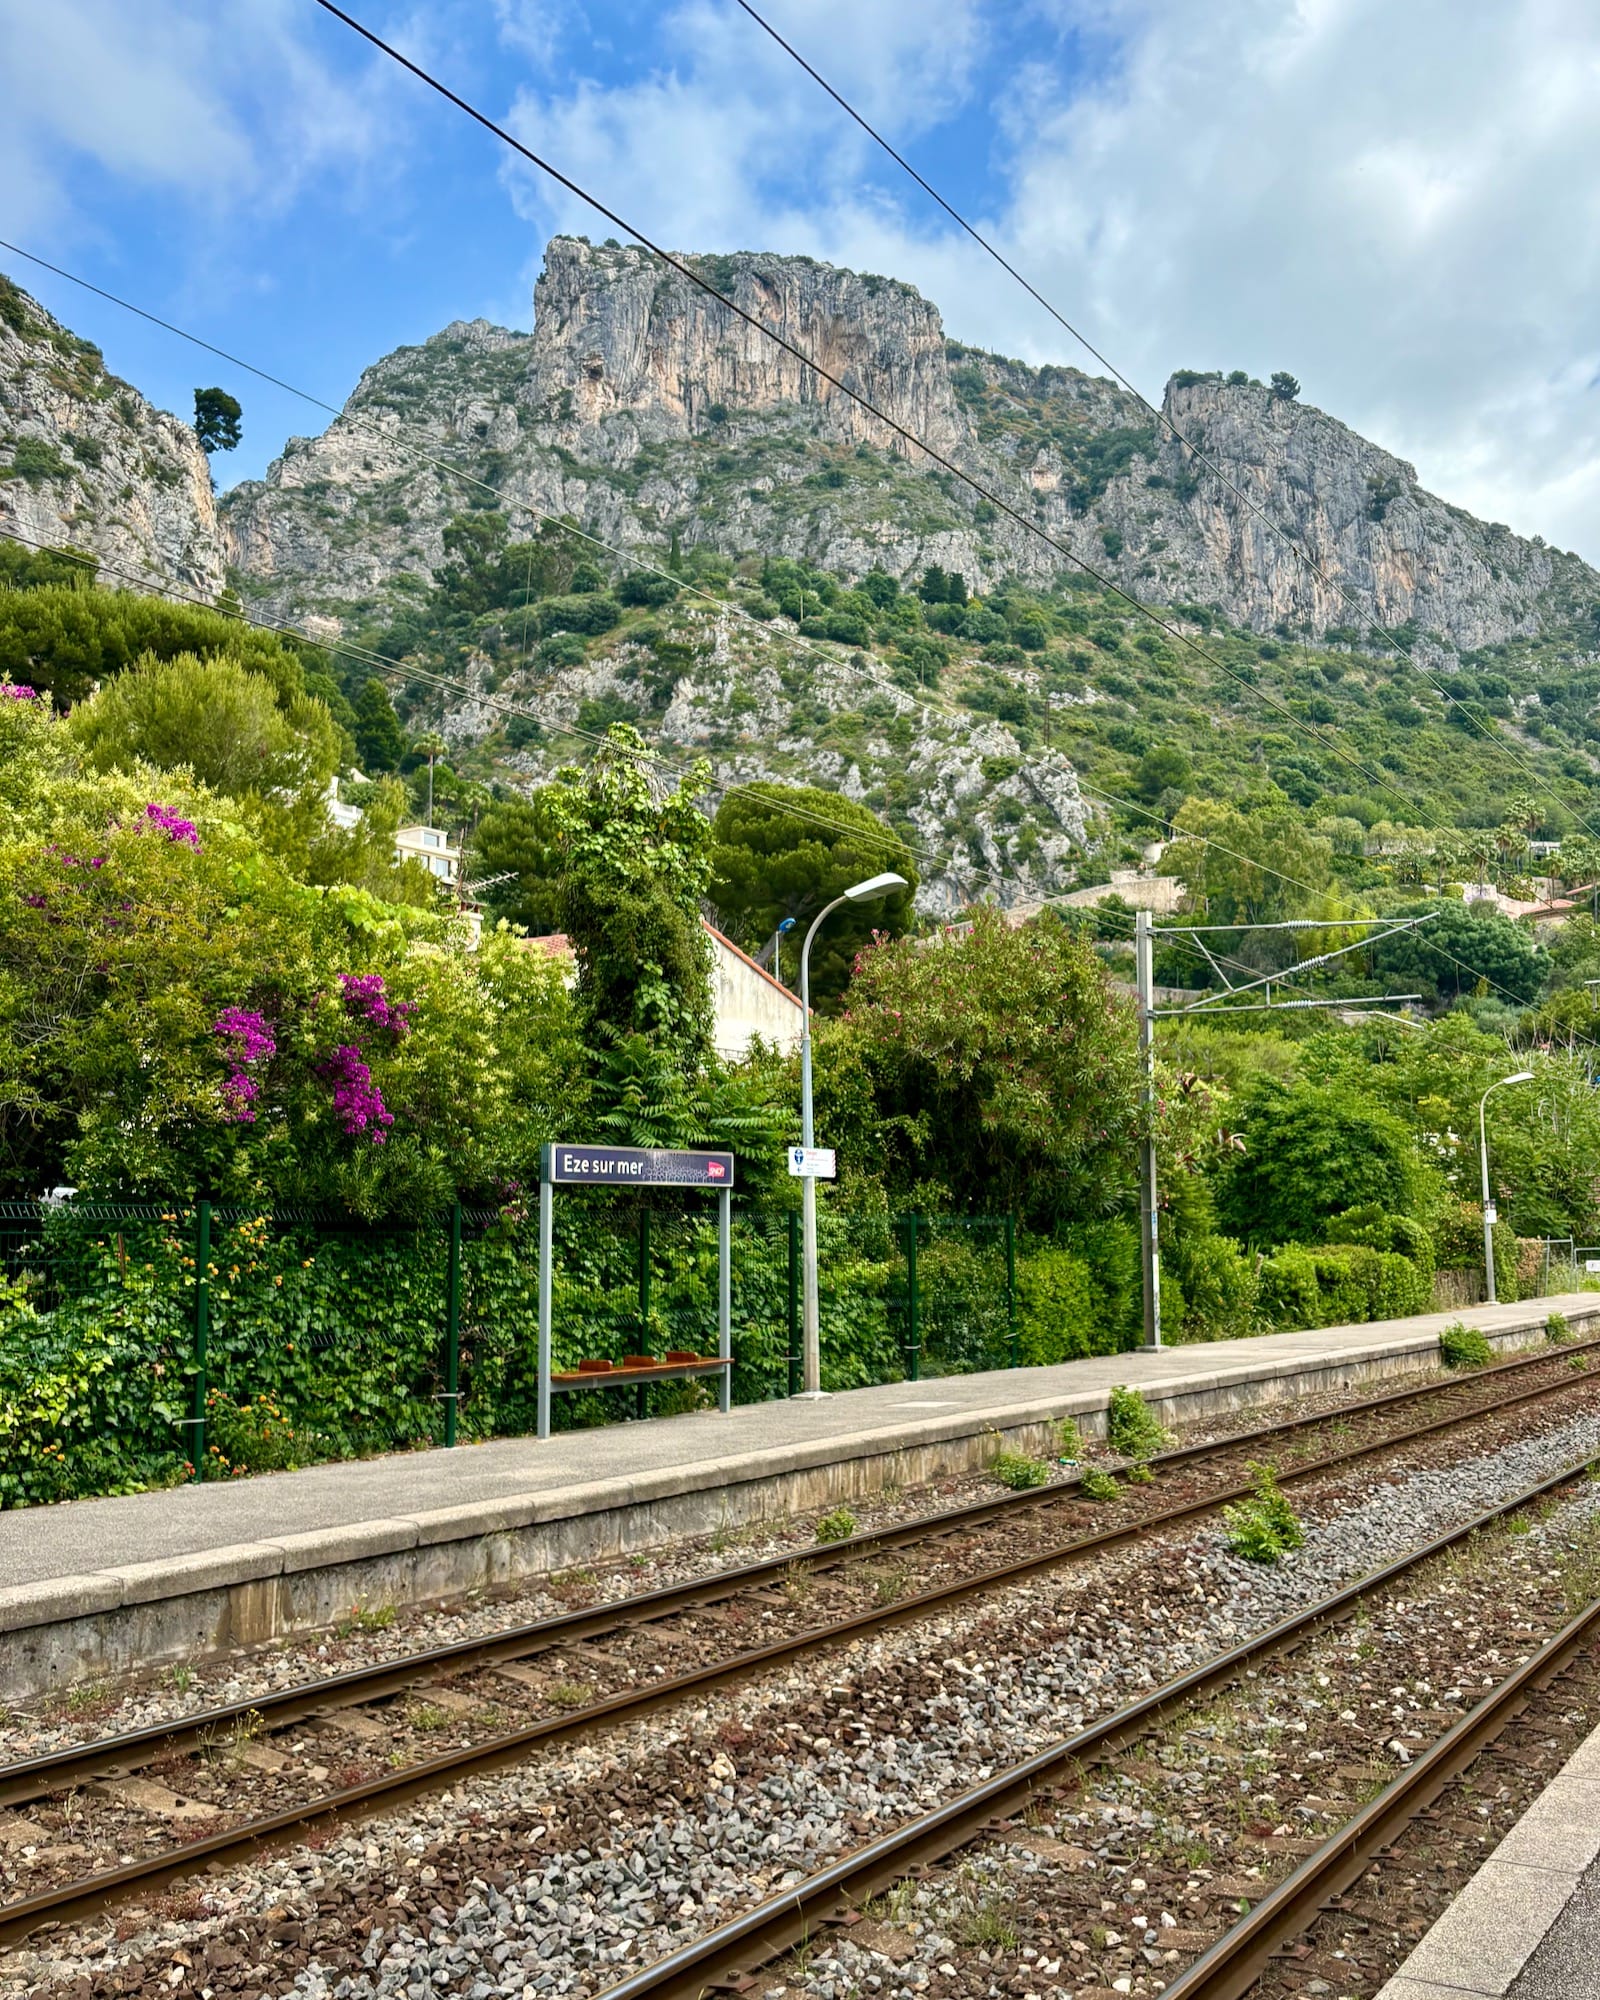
[1090,373,1589,649]
[0,274,227,598]
[221,238,1597,652]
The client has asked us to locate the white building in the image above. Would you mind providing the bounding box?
[526,921,804,1061]
[395,824,462,885]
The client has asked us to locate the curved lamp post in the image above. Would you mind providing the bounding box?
[1479,1070,1533,1303]
[796,871,908,1397]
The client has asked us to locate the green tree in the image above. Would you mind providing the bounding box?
[1216,1077,1437,1245]
[1162,796,1334,924]
[0,578,316,708]
[1370,900,1542,1005]
[543,723,715,1075]
[918,564,950,604]
[193,387,243,455]
[469,796,564,932]
[820,908,1144,1222]
[70,652,340,803]
[1134,745,1191,803]
[352,678,406,774]
[1270,371,1300,402]
[709,783,918,1006]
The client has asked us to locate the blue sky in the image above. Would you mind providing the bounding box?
[2,0,1598,561]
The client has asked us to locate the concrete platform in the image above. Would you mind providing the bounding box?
[0,1292,1592,1699]
[1377,1714,1600,2000]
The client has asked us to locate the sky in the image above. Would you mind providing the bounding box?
[1,0,1597,561]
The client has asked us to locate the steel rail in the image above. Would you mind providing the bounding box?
[4,1324,1596,1823]
[3,1328,1600,1832]
[4,1382,1598,1956]
[1160,1593,1600,1998]
[588,1454,1600,2000]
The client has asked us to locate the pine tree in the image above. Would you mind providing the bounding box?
[352,678,405,774]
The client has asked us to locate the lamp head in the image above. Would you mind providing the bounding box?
[1503,1070,1534,1086]
[843,871,908,903]
[778,918,796,934]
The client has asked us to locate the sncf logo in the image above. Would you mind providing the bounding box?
[706,1160,727,1179]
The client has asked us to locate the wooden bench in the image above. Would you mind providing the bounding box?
[549,1352,730,1415]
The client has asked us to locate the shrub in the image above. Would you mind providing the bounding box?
[1014,1245,1103,1362]
[815,1505,858,1544]
[991,1449,1051,1491]
[1169,1231,1258,1341]
[1258,1242,1430,1331]
[1223,1462,1304,1563]
[1057,1416,1084,1461]
[616,571,680,608]
[4,437,71,485]
[537,593,622,638]
[1106,1384,1172,1460]
[1548,1311,1573,1345]
[1440,1322,1493,1369]
[1079,1467,1119,1502]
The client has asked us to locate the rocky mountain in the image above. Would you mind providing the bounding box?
[0,274,227,598]
[4,243,1599,922]
[218,236,1598,653]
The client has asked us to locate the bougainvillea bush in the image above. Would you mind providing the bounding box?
[0,689,582,1213]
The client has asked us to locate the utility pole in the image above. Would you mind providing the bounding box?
[1136,908,1161,1350]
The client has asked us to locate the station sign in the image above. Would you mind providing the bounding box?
[542,1144,734,1187]
[787,1146,837,1178]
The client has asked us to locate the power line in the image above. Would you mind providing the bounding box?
[729,0,1600,846]
[310,0,1457,840]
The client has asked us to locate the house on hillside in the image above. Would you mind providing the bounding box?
[395,824,462,885]
[526,921,804,1062]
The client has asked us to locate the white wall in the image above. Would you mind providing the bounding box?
[705,926,804,1061]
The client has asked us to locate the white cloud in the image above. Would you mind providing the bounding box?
[0,0,397,235]
[497,0,1600,561]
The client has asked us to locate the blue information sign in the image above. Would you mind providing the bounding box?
[541,1143,735,1188]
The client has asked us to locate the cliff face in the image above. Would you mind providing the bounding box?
[221,238,1596,650]
[1090,375,1583,649]
[0,275,227,598]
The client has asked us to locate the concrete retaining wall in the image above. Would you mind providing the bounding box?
[2,1302,1592,1699]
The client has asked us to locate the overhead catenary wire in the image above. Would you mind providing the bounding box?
[729,0,1600,847]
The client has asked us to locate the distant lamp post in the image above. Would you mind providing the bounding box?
[797,871,908,1398]
[1479,1070,1533,1303]
[769,915,797,987]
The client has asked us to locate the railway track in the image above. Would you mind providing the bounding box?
[590,1455,1600,2000]
[4,1328,1598,1961]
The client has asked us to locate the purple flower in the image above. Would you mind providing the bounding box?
[21,892,47,909]
[338,971,415,1037]
[318,1043,394,1144]
[221,1072,261,1124]
[2,685,36,701]
[143,802,200,849]
[213,1008,275,1127]
[213,1007,277,1066]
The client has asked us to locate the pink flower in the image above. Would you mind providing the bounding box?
[143,803,200,849]
[2,684,36,700]
[213,1008,275,1126]
[338,971,416,1037]
[318,1043,393,1143]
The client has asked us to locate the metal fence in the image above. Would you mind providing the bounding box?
[0,1196,1030,1486]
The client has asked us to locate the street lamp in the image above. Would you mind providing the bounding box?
[1479,1070,1533,1304]
[796,870,908,1398]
